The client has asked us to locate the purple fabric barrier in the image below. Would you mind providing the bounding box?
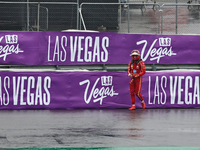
[0,31,199,65]
[144,71,200,109]
[0,71,199,109]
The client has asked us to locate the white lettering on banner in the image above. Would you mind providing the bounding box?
[48,35,109,63]
[0,76,10,106]
[0,35,24,61]
[148,76,200,105]
[137,38,176,63]
[170,76,177,104]
[48,36,67,62]
[161,76,167,104]
[79,76,118,105]
[148,76,167,105]
[178,76,184,104]
[12,76,51,106]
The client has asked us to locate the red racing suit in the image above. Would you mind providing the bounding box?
[127,59,146,105]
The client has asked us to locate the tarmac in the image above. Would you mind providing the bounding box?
[1,109,200,149]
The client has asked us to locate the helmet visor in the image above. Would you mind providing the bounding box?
[130,50,140,56]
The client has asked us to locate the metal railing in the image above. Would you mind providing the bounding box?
[79,2,200,35]
[160,3,200,34]
[0,1,79,31]
[0,1,200,34]
[79,2,160,34]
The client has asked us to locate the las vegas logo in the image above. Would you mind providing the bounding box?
[0,35,24,61]
[79,76,119,105]
[137,37,176,63]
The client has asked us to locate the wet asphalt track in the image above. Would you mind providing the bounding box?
[0,109,200,148]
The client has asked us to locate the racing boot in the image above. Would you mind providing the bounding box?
[141,100,145,109]
[129,105,136,110]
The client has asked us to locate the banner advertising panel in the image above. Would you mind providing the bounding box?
[0,71,199,109]
[0,31,199,65]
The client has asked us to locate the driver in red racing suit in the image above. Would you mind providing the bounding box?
[127,50,146,110]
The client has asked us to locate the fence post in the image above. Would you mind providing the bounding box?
[119,1,121,31]
[77,0,79,30]
[37,2,40,31]
[127,0,130,33]
[158,5,160,34]
[27,0,30,31]
[79,4,87,30]
[176,0,178,34]
[160,9,163,34]
[46,7,49,30]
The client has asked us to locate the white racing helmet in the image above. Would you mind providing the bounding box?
[130,50,140,60]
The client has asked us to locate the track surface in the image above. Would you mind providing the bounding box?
[0,109,200,148]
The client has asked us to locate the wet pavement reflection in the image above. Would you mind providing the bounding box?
[0,109,200,148]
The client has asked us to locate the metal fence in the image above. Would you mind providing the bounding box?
[80,1,200,35]
[160,2,200,34]
[0,1,79,31]
[79,2,160,34]
[0,1,200,34]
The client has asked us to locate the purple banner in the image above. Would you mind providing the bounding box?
[0,71,200,109]
[0,31,199,65]
[144,71,200,109]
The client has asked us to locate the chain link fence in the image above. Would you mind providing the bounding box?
[118,2,160,34]
[0,0,200,34]
[79,0,200,34]
[160,1,200,34]
[0,1,78,31]
[79,2,119,31]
